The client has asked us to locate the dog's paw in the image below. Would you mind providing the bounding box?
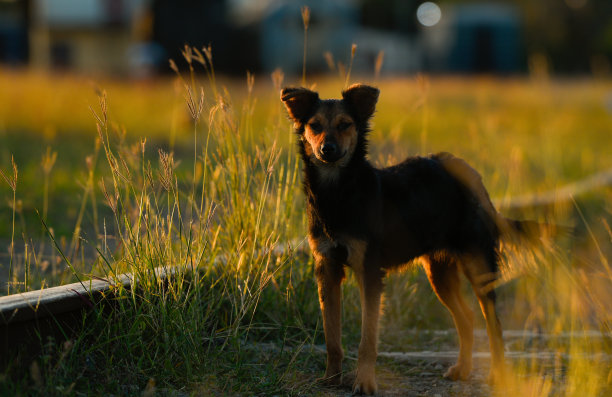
[443,362,471,381]
[352,367,377,395]
[486,365,507,386]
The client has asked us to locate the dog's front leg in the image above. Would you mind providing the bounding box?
[315,260,345,384]
[354,270,384,395]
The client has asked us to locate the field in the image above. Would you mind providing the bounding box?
[1,61,612,396]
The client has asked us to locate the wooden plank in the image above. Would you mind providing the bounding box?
[0,268,171,368]
[0,275,130,325]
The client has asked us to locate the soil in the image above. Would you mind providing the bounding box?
[296,329,612,396]
[315,357,495,396]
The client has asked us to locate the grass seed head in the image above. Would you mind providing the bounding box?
[100,177,118,213]
[271,68,284,92]
[202,45,213,64]
[192,47,206,66]
[182,44,193,67]
[324,51,335,71]
[247,71,255,95]
[0,155,18,191]
[168,59,179,74]
[158,149,175,191]
[375,50,385,79]
[301,6,310,30]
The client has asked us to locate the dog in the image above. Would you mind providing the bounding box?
[281,84,540,394]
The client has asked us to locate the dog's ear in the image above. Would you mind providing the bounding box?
[342,84,379,122]
[280,87,319,123]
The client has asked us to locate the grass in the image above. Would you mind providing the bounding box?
[0,56,612,395]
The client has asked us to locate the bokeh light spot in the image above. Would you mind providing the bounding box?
[417,2,442,27]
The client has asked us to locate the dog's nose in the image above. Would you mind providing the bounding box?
[321,142,338,156]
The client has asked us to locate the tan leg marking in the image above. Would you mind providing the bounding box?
[460,253,506,384]
[341,238,381,395]
[422,255,474,380]
[309,236,344,384]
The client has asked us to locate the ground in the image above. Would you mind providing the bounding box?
[259,328,611,396]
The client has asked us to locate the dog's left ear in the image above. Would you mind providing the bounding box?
[280,87,320,123]
[342,84,380,123]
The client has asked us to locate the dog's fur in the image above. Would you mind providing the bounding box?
[281,84,534,394]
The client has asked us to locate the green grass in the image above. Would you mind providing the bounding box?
[1,59,612,395]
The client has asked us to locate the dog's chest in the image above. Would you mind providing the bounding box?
[309,235,368,270]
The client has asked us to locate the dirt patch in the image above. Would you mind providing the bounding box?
[315,357,494,396]
[274,330,612,396]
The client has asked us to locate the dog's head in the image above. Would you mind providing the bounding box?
[280,84,379,166]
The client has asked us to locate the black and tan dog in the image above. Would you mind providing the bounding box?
[281,84,538,394]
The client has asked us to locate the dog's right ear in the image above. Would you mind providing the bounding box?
[280,87,319,123]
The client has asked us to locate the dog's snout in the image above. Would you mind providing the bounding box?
[319,141,343,162]
[321,142,338,156]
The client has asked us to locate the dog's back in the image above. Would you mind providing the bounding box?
[372,153,500,270]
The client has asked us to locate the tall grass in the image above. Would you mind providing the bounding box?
[0,156,18,294]
[1,54,326,395]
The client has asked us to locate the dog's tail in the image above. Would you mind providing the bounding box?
[498,217,570,245]
[435,152,570,244]
[500,217,571,244]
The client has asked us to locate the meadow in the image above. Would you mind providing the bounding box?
[1,55,612,395]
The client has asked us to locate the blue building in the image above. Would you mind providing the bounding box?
[260,0,358,74]
[422,3,522,74]
[0,0,29,65]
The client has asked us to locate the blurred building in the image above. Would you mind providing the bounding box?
[151,0,258,75]
[0,0,523,77]
[421,3,522,74]
[258,0,419,75]
[0,0,424,76]
[260,0,358,74]
[0,0,30,65]
[28,0,152,75]
[21,0,258,76]
[10,0,600,77]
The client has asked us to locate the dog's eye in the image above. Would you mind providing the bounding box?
[309,122,323,133]
[337,121,352,131]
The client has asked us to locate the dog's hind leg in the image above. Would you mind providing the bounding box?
[422,254,474,380]
[461,252,506,384]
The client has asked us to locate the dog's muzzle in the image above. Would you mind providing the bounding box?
[319,142,344,163]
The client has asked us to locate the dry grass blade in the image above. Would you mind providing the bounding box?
[301,5,310,86]
[324,51,335,72]
[271,68,284,92]
[375,50,384,79]
[41,147,57,175]
[345,43,357,87]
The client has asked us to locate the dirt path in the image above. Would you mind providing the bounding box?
[303,329,612,396]
[316,357,495,396]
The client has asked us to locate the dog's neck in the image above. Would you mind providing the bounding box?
[312,162,343,185]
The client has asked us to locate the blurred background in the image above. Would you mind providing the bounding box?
[1,3,612,395]
[1,0,611,78]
